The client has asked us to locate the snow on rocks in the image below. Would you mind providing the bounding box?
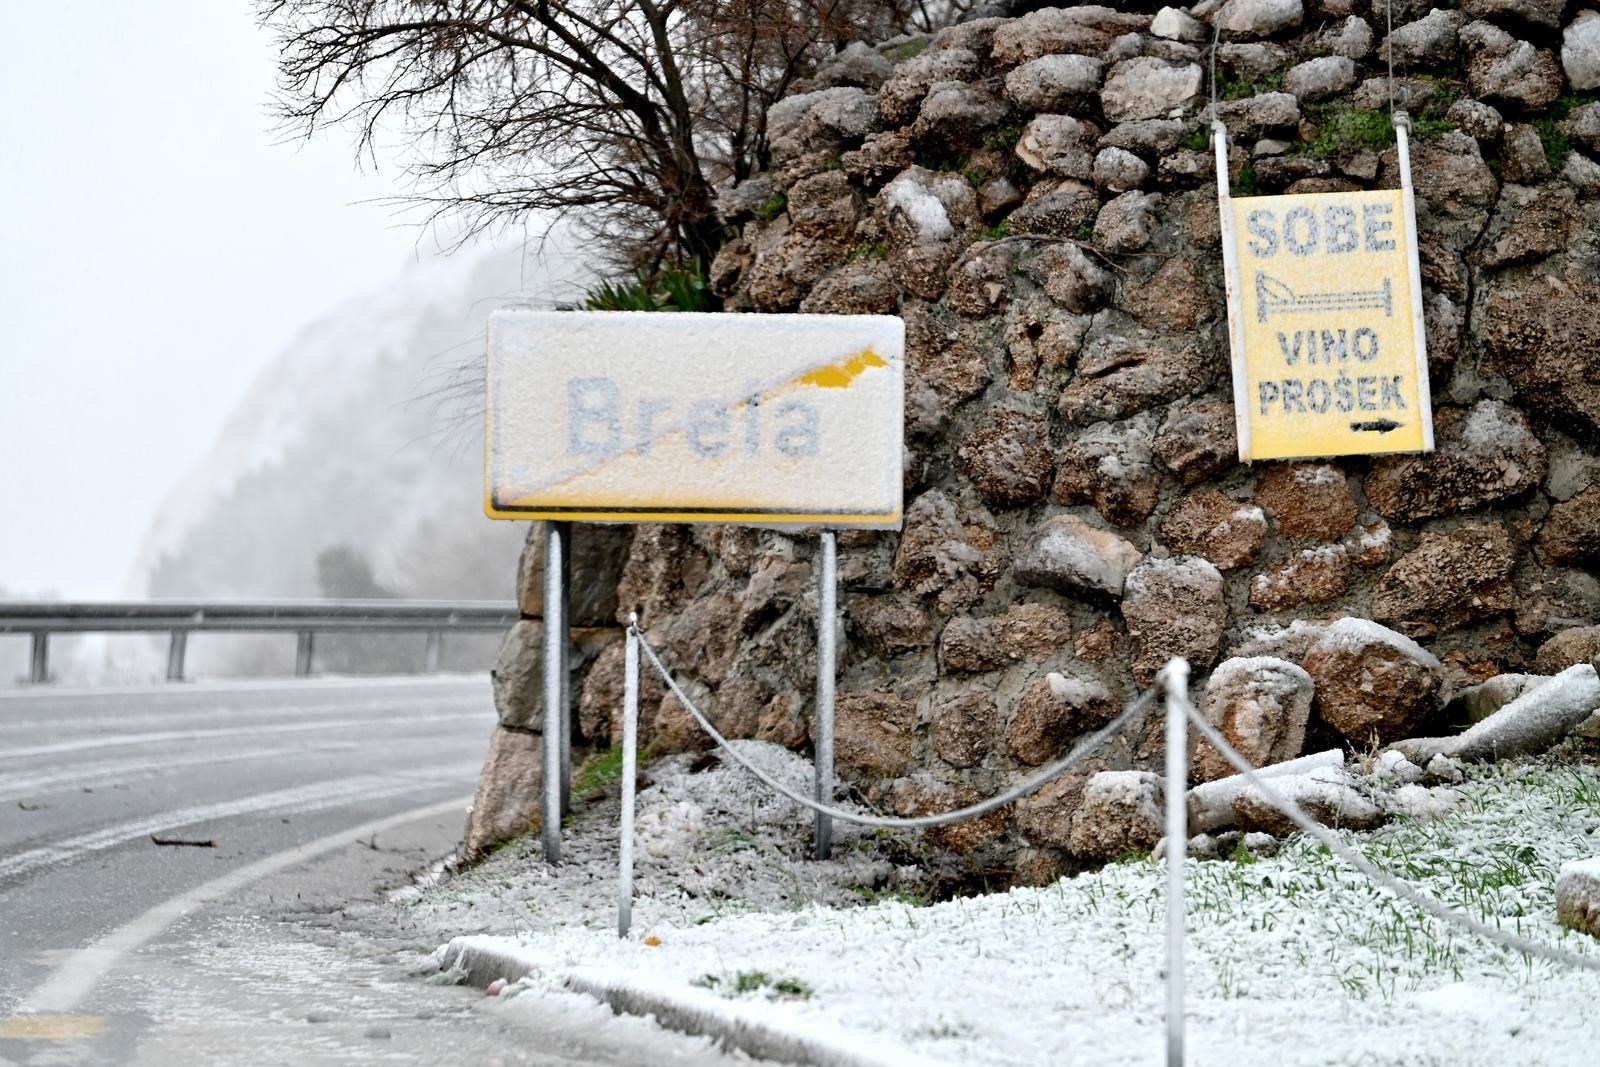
[1151,7,1208,43]
[1121,555,1227,686]
[1188,748,1345,832]
[1392,663,1600,765]
[1557,857,1600,938]
[1215,0,1305,41]
[1301,618,1445,747]
[1565,11,1600,92]
[1100,58,1203,122]
[1232,766,1383,836]
[1374,749,1426,786]
[1281,56,1357,101]
[1066,769,1164,862]
[1003,54,1105,112]
[766,87,879,161]
[1014,514,1142,599]
[1191,657,1314,783]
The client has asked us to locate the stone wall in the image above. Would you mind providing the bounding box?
[481,1,1600,879]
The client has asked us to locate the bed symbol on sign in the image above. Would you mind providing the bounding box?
[1255,271,1394,324]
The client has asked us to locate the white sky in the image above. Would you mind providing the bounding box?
[0,2,434,598]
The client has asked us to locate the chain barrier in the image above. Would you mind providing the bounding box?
[1182,697,1600,975]
[631,623,1159,830]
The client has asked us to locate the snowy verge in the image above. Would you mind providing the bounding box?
[397,744,1600,1066]
[437,936,954,1067]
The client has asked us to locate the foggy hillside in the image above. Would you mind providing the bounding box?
[99,236,592,680]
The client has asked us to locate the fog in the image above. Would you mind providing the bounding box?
[0,4,592,684]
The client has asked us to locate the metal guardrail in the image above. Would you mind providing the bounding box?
[0,599,519,683]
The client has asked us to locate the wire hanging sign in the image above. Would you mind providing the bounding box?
[1210,10,1434,463]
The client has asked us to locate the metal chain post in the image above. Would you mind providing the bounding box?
[618,614,640,937]
[814,530,837,860]
[542,520,569,862]
[1160,659,1191,1067]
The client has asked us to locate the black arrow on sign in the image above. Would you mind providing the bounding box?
[1350,419,1404,433]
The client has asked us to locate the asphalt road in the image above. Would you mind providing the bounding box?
[0,676,755,1067]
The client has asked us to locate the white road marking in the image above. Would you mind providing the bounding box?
[0,745,327,800]
[19,794,474,1015]
[0,695,483,733]
[0,765,481,883]
[0,711,487,761]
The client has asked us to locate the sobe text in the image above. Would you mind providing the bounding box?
[1246,203,1395,258]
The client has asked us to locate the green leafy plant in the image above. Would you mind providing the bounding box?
[916,147,970,174]
[847,241,888,262]
[1182,125,1212,152]
[584,263,711,313]
[982,123,1023,151]
[1533,118,1572,171]
[1304,108,1395,159]
[1219,70,1283,101]
[753,192,788,223]
[1234,162,1258,195]
[979,220,1011,240]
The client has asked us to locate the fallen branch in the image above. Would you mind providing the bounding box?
[1187,748,1345,833]
[1392,663,1600,765]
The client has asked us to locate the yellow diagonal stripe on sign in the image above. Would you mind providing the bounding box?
[0,1014,107,1039]
[796,348,888,389]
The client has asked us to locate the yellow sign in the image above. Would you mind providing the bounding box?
[485,311,904,528]
[1223,189,1433,461]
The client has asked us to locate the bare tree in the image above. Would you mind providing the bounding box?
[260,1,959,270]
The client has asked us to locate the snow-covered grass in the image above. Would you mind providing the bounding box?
[395,743,1600,1067]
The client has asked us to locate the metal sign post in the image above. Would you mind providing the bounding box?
[485,312,905,866]
[541,519,572,862]
[814,530,837,860]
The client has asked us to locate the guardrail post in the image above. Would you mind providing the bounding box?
[1159,657,1191,1067]
[542,520,569,862]
[29,632,48,684]
[814,529,837,860]
[295,631,315,676]
[618,614,640,938]
[166,630,188,682]
[423,630,442,673]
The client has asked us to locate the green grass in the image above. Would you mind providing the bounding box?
[982,124,1023,152]
[571,740,661,797]
[1218,70,1283,101]
[851,884,929,907]
[1304,108,1395,159]
[753,192,787,224]
[887,39,926,62]
[1533,117,1572,171]
[695,970,814,1000]
[1234,162,1257,196]
[847,241,887,262]
[1182,125,1211,152]
[978,221,1011,240]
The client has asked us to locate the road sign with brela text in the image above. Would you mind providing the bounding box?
[485,311,904,528]
[1221,187,1434,461]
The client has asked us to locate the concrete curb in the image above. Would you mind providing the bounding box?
[438,936,951,1067]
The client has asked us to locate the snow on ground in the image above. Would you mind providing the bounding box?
[389,742,1600,1067]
